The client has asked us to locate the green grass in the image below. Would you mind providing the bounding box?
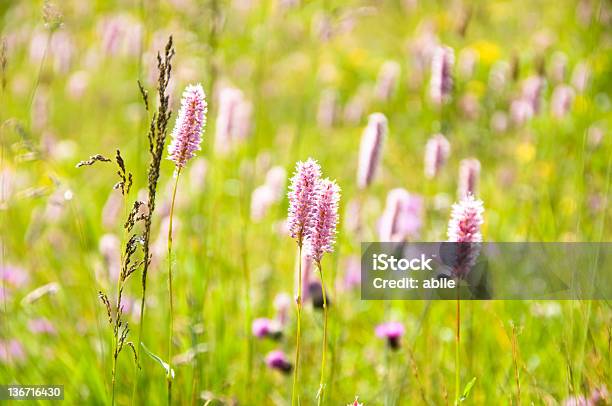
[1,0,611,404]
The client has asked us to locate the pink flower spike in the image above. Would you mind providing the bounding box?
[458,158,481,198]
[167,83,207,170]
[287,158,321,244]
[429,45,454,105]
[308,178,341,263]
[447,195,484,243]
[424,133,450,179]
[357,113,387,189]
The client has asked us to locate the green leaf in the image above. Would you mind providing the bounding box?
[140,342,175,379]
[460,377,477,402]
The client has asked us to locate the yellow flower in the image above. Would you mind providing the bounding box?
[560,196,576,216]
[471,40,501,65]
[515,141,535,163]
[536,161,554,181]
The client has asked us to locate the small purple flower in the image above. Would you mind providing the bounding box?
[252,318,282,339]
[424,133,450,179]
[429,45,454,105]
[265,350,292,374]
[307,178,341,263]
[357,113,387,189]
[458,158,481,198]
[375,321,405,349]
[378,189,423,242]
[167,84,207,170]
[287,158,321,245]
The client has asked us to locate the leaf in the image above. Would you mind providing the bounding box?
[460,377,477,402]
[140,342,175,379]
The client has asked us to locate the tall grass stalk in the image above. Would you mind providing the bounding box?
[316,261,328,406]
[131,36,175,405]
[291,243,303,406]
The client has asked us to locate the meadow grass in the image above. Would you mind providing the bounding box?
[1,0,611,404]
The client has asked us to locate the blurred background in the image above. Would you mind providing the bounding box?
[1,0,611,404]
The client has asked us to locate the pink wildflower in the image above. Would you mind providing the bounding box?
[430,45,454,105]
[447,194,484,243]
[357,113,387,189]
[265,350,292,373]
[458,158,481,198]
[307,179,341,263]
[287,158,321,244]
[375,321,405,349]
[424,133,450,179]
[168,84,207,170]
[252,318,282,339]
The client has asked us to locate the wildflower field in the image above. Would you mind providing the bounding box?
[1,0,611,404]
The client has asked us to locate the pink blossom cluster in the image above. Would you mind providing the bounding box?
[357,113,387,189]
[430,45,454,105]
[168,84,208,169]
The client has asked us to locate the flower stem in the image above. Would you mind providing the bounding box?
[317,261,328,406]
[455,286,461,405]
[291,243,303,406]
[167,168,181,405]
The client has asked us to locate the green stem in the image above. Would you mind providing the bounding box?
[317,261,328,406]
[112,192,130,405]
[167,168,181,405]
[291,243,303,406]
[455,289,461,405]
